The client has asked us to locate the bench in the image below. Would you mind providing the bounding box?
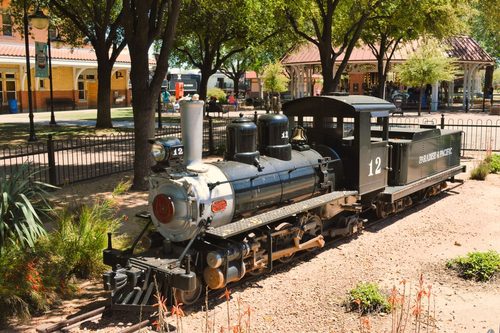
[46,98,75,111]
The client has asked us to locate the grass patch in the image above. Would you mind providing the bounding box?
[469,161,490,180]
[0,123,133,146]
[112,179,132,196]
[447,250,500,281]
[347,282,391,314]
[470,153,500,180]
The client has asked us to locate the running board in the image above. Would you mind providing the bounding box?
[380,165,466,202]
[206,191,358,239]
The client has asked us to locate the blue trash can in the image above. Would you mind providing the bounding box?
[8,99,18,114]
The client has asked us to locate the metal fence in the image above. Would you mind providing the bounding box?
[0,115,498,186]
[388,116,500,153]
[0,118,231,186]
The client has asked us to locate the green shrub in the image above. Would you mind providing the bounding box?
[469,161,489,180]
[347,282,391,314]
[51,199,121,278]
[447,250,500,281]
[207,87,227,104]
[0,164,56,252]
[0,199,121,324]
[489,154,500,173]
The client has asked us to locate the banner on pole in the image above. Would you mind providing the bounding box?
[35,42,49,78]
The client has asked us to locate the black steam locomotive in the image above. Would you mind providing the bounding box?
[103,95,465,309]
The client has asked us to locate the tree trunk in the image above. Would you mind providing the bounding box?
[319,49,334,94]
[95,62,113,128]
[418,86,423,116]
[377,58,386,99]
[130,49,156,190]
[199,69,211,101]
[131,90,155,190]
[484,65,494,94]
[233,76,240,96]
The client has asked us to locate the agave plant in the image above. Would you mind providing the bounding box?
[0,163,55,252]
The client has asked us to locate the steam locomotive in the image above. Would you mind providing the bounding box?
[103,95,465,309]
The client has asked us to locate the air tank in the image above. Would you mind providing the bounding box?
[258,113,292,161]
[225,116,260,165]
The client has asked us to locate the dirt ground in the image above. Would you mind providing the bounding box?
[5,154,500,332]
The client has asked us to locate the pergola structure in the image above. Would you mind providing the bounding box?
[281,36,495,111]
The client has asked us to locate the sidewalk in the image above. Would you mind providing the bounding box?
[0,107,269,127]
[0,105,498,128]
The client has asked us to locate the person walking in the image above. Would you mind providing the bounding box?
[228,92,238,112]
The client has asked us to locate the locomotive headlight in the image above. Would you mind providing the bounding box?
[148,137,183,168]
[151,143,167,162]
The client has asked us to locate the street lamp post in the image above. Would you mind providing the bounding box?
[23,0,36,141]
[23,3,49,141]
[47,24,56,125]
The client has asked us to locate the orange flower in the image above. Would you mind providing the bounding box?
[153,294,168,313]
[219,288,231,302]
[171,303,185,317]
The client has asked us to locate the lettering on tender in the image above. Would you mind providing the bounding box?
[418,148,453,164]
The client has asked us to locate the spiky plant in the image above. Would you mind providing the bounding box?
[0,164,55,252]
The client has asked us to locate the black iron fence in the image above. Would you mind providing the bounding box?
[0,118,231,186]
[388,116,500,153]
[0,115,498,186]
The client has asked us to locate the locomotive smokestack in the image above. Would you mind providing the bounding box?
[180,99,206,172]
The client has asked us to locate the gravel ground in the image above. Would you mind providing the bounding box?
[5,110,500,332]
[175,161,500,333]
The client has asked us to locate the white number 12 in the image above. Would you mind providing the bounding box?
[368,157,382,176]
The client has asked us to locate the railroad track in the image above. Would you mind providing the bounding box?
[35,182,463,332]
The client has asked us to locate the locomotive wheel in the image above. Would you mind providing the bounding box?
[173,276,202,305]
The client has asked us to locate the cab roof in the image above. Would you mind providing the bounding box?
[282,95,396,118]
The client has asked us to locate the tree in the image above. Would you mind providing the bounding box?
[396,39,457,116]
[285,0,382,93]
[220,55,248,96]
[262,61,289,94]
[10,0,126,129]
[174,0,284,101]
[262,61,289,112]
[122,0,181,190]
[469,0,500,61]
[469,0,500,96]
[173,0,247,101]
[361,0,468,99]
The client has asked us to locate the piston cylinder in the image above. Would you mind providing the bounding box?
[203,262,246,289]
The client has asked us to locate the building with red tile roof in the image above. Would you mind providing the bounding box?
[257,36,493,110]
[0,0,141,113]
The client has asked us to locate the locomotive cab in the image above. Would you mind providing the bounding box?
[283,95,394,196]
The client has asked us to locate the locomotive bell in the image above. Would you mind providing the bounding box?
[291,126,307,144]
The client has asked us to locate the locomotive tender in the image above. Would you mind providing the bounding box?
[103,95,465,309]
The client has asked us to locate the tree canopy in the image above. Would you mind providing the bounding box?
[285,0,383,93]
[173,0,287,100]
[396,39,458,115]
[360,0,468,98]
[262,61,289,94]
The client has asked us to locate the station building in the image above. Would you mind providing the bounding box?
[0,0,133,113]
[247,36,494,111]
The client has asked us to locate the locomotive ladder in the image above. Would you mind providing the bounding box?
[206,190,358,239]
